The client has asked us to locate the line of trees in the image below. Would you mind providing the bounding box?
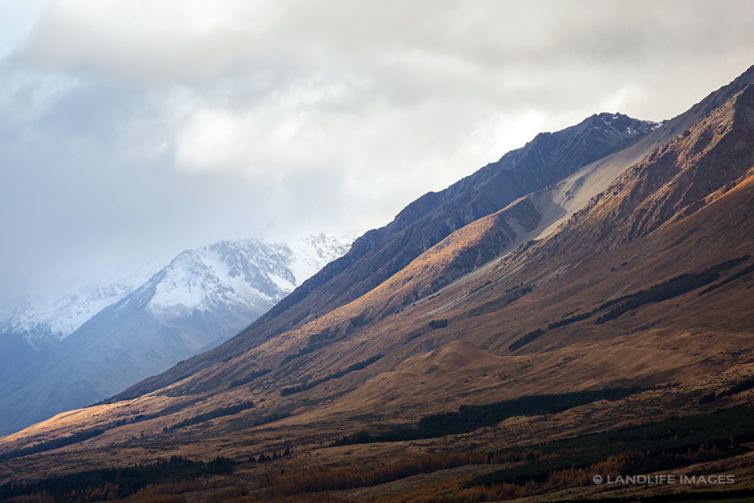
[335,387,639,445]
[0,427,105,461]
[0,456,236,501]
[596,257,748,323]
[167,401,255,431]
[228,368,272,388]
[281,354,383,396]
[514,257,750,342]
[264,451,492,497]
[508,328,546,350]
[247,446,292,464]
[699,262,754,296]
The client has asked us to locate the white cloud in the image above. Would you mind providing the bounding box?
[1,0,754,302]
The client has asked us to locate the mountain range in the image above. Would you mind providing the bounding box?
[0,234,350,435]
[2,66,754,502]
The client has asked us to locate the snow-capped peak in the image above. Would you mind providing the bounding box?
[283,233,352,285]
[144,234,351,315]
[0,234,352,343]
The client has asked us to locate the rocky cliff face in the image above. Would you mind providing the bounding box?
[533,82,754,263]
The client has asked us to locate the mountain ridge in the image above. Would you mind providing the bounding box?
[0,234,350,435]
[3,66,754,503]
[111,111,657,401]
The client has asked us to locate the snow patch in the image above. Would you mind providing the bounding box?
[1,234,352,341]
[0,284,136,341]
[145,234,351,315]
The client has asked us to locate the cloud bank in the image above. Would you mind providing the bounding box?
[2,0,754,301]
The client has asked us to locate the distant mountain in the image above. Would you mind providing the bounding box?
[6,67,754,503]
[0,234,350,435]
[0,283,139,385]
[116,112,657,396]
[0,284,136,342]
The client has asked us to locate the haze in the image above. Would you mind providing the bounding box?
[2,0,754,303]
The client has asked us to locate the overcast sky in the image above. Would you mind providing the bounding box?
[1,0,754,303]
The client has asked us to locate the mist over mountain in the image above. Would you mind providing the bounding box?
[0,234,350,435]
[3,65,753,502]
[125,112,656,395]
[1,2,754,497]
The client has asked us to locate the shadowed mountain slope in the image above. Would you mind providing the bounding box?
[112,113,655,400]
[108,66,754,404]
[3,67,754,501]
[0,236,350,435]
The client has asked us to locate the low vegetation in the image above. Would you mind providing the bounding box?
[465,285,533,319]
[721,375,754,397]
[263,451,494,497]
[548,312,591,329]
[263,406,754,500]
[699,262,754,295]
[0,456,236,501]
[281,330,340,364]
[429,319,449,329]
[8,407,754,502]
[534,257,750,332]
[334,387,639,445]
[228,368,272,388]
[701,375,754,404]
[595,257,748,323]
[467,406,754,488]
[281,354,384,396]
[0,427,105,461]
[508,328,546,350]
[167,401,255,431]
[247,447,292,464]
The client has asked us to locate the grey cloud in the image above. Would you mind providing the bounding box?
[1,0,754,304]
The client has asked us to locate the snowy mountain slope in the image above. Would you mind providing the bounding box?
[0,234,350,435]
[0,283,142,390]
[0,284,137,343]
